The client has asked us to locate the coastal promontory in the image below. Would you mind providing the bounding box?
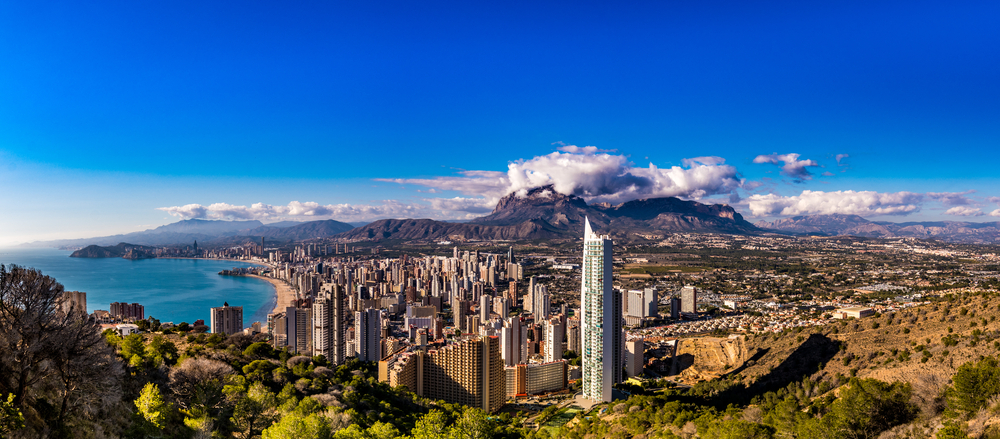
[70,242,156,259]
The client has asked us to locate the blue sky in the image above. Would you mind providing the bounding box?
[2,0,999,245]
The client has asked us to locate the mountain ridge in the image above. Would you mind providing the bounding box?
[756,214,1000,243]
[338,185,757,241]
[22,218,354,249]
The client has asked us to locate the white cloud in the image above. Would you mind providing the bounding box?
[555,145,616,154]
[991,209,1000,217]
[158,204,208,219]
[945,206,984,217]
[753,153,820,181]
[427,197,495,214]
[927,191,975,207]
[380,150,742,205]
[747,190,923,217]
[157,200,426,221]
[376,170,509,202]
[835,154,849,164]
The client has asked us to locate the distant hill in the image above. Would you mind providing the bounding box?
[337,185,757,242]
[756,214,1000,243]
[23,218,354,249]
[21,219,265,249]
[238,219,355,241]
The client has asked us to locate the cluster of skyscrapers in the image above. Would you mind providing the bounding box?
[211,216,657,410]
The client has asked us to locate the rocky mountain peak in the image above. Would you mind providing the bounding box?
[490,185,588,214]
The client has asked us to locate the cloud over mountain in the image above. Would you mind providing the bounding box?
[380,148,742,205]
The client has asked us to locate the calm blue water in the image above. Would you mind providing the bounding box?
[0,247,275,326]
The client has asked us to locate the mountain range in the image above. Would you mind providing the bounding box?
[22,219,355,249]
[338,185,757,241]
[28,190,1000,249]
[755,214,1000,243]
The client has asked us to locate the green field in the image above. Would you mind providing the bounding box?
[542,406,582,434]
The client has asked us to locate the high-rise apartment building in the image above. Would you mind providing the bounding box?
[356,308,382,362]
[480,294,492,321]
[500,317,527,367]
[543,317,564,363]
[533,285,550,318]
[313,284,348,365]
[380,336,504,412]
[567,321,581,354]
[625,288,658,326]
[580,218,622,402]
[210,302,243,335]
[681,286,697,314]
[110,302,144,321]
[625,338,644,377]
[284,306,313,354]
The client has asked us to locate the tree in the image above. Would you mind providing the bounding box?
[950,356,1000,413]
[825,379,916,439]
[228,380,279,439]
[261,412,331,439]
[169,357,234,420]
[368,421,401,439]
[0,393,25,434]
[450,408,493,439]
[0,264,123,434]
[411,410,449,439]
[121,333,147,360]
[244,342,277,360]
[136,383,174,431]
[702,419,775,439]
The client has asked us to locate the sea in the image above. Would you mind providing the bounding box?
[0,247,275,326]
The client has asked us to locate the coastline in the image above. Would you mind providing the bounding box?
[245,274,298,315]
[157,256,268,267]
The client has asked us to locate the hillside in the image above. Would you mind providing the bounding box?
[238,219,354,241]
[338,185,757,242]
[672,289,1000,418]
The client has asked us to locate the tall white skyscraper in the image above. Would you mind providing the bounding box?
[580,218,622,402]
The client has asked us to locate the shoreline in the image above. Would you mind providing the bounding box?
[157,256,268,267]
[244,274,298,315]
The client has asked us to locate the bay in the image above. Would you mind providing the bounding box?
[0,247,275,327]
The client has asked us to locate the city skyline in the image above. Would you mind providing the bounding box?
[4,1,1000,245]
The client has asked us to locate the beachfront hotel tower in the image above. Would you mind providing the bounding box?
[210,302,243,335]
[580,217,623,402]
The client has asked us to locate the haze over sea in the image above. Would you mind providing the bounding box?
[0,248,275,326]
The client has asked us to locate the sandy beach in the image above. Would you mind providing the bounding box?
[247,274,298,315]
